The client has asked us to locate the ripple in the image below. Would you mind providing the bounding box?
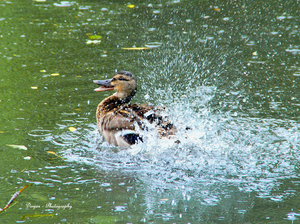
[286,47,300,54]
[28,129,52,137]
[114,205,126,212]
[293,72,300,76]
[145,42,162,49]
[53,1,75,7]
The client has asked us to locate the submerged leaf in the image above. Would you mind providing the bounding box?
[7,144,28,150]
[21,214,54,220]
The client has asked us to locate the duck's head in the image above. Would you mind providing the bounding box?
[93,71,137,102]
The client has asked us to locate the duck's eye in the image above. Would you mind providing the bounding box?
[118,77,126,81]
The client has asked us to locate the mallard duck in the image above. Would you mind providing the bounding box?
[93,71,176,147]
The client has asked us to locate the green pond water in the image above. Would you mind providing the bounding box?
[1,0,300,223]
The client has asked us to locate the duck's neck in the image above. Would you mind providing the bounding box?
[98,90,136,112]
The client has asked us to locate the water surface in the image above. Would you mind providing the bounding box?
[1,0,300,223]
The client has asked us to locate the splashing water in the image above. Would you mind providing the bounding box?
[61,79,300,198]
[59,46,300,220]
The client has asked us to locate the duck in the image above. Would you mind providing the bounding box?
[93,71,176,147]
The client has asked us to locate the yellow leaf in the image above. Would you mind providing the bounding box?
[127,4,135,9]
[7,144,28,150]
[46,151,56,155]
[69,127,77,132]
[40,70,46,72]
[46,151,65,160]
[0,131,4,133]
[51,73,60,76]
[122,47,149,50]
[31,86,38,89]
[161,198,169,201]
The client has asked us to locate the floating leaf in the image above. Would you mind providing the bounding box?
[122,47,149,50]
[213,8,220,12]
[31,86,38,89]
[161,198,169,201]
[127,4,135,8]
[0,131,4,133]
[40,70,46,72]
[46,151,65,160]
[0,184,33,213]
[88,35,102,40]
[51,73,59,76]
[7,144,28,150]
[46,151,56,155]
[68,127,77,132]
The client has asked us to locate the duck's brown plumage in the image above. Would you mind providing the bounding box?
[93,71,176,147]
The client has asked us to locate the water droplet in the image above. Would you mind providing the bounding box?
[144,94,150,100]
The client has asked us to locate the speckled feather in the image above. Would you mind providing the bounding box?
[94,71,176,147]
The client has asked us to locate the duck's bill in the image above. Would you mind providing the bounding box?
[93,79,114,92]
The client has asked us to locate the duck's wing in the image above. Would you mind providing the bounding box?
[99,111,134,130]
[130,103,163,122]
[129,104,177,137]
[97,109,144,147]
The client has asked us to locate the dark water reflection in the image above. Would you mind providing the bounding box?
[1,0,300,223]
